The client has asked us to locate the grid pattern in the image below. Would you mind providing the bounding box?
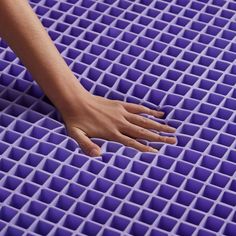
[0,0,236,235]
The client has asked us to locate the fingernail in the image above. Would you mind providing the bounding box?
[153,110,164,117]
[158,111,165,115]
[156,111,165,117]
[89,149,100,157]
[167,127,176,133]
[167,137,177,144]
[151,148,158,153]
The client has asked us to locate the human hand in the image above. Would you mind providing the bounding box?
[61,92,177,157]
[0,1,176,157]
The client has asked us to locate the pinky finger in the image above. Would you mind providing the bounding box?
[115,133,158,153]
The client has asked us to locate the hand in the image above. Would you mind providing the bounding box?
[61,92,177,157]
[0,1,176,157]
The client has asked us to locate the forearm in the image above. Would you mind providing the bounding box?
[0,0,88,114]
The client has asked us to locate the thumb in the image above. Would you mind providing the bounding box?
[67,127,101,157]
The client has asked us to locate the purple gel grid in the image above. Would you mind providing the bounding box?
[0,0,236,235]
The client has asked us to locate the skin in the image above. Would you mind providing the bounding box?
[0,0,177,157]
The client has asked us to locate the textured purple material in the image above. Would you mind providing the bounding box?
[0,0,236,235]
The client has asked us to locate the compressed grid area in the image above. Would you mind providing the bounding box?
[0,0,236,235]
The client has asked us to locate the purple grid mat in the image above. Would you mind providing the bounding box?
[0,0,236,235]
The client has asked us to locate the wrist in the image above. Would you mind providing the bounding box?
[52,76,91,118]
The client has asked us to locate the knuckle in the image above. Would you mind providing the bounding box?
[164,125,170,130]
[112,130,122,139]
[145,107,151,114]
[141,117,147,125]
[162,137,167,143]
[118,119,129,130]
[126,138,136,146]
[156,124,162,130]
[139,104,145,110]
[138,128,146,135]
[114,102,124,110]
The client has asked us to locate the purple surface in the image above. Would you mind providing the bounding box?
[0,0,236,235]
